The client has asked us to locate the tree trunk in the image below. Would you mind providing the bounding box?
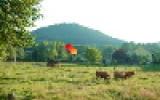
[14,47,16,63]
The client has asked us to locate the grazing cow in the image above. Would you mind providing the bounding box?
[114,71,126,79]
[47,60,60,67]
[114,71,135,79]
[125,71,135,78]
[96,71,110,79]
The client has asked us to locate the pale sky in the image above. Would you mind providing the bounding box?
[34,0,160,43]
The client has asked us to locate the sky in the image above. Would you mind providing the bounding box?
[34,0,160,43]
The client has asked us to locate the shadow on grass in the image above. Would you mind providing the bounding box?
[0,77,21,80]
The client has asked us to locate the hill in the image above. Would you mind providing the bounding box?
[32,23,125,46]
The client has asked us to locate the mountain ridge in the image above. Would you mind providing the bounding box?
[32,23,125,46]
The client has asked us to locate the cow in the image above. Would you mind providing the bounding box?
[114,71,135,79]
[125,71,135,78]
[96,71,110,79]
[47,60,60,67]
[114,71,126,79]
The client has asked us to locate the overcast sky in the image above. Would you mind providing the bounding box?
[34,0,160,43]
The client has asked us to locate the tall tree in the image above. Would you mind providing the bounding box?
[102,45,116,65]
[152,51,160,64]
[112,49,129,65]
[134,47,152,65]
[85,47,102,64]
[0,0,41,61]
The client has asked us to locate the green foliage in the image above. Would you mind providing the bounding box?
[30,41,69,61]
[102,45,116,65]
[47,41,68,60]
[152,51,160,64]
[85,47,102,64]
[134,47,152,64]
[6,45,24,61]
[0,0,41,60]
[0,44,8,61]
[121,42,137,52]
[112,49,129,65]
[119,43,153,65]
[143,43,160,53]
[144,43,160,64]
[19,41,159,66]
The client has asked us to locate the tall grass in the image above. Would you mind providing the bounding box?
[0,62,160,100]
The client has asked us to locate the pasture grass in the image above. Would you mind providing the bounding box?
[0,62,160,100]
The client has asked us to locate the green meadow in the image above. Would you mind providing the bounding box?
[0,63,160,100]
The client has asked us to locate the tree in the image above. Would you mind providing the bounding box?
[112,48,130,70]
[133,47,152,65]
[47,41,69,61]
[112,49,129,65]
[152,51,160,64]
[85,47,102,64]
[102,45,116,65]
[55,41,68,60]
[120,42,153,65]
[30,41,69,62]
[7,46,25,61]
[36,41,49,61]
[120,42,138,64]
[143,43,160,64]
[0,0,41,61]
[0,44,8,61]
[121,42,137,52]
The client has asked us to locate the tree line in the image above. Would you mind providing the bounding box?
[4,41,160,65]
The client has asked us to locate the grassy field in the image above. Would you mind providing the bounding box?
[0,62,160,100]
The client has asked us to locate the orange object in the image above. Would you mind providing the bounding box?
[65,43,73,51]
[69,47,77,55]
[65,43,78,55]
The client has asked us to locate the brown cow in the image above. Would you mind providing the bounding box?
[114,71,135,79]
[96,71,110,79]
[114,71,126,79]
[125,71,135,78]
[47,60,60,67]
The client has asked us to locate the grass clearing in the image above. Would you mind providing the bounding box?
[0,62,160,100]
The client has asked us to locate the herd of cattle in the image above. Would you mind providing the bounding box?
[47,60,135,80]
[96,70,135,79]
[5,61,135,100]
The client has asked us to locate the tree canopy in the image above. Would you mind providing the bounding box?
[85,47,102,64]
[0,0,41,60]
